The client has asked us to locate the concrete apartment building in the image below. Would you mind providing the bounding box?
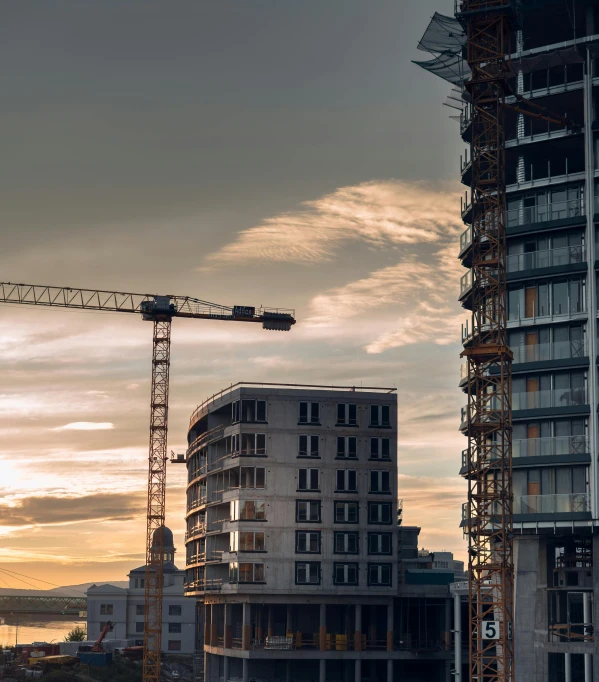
[183,383,405,682]
[417,2,599,680]
[87,527,196,653]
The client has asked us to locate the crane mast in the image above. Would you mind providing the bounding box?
[0,282,295,682]
[457,2,515,682]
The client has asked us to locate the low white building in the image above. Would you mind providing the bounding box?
[86,526,196,654]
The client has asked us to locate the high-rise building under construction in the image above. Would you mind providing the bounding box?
[417,2,599,681]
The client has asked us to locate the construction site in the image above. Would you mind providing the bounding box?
[2,1,599,682]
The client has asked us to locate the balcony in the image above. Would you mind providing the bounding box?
[460,270,472,297]
[513,435,588,459]
[512,339,586,364]
[515,493,590,515]
[512,387,587,411]
[459,225,472,255]
[507,245,584,273]
[506,198,584,229]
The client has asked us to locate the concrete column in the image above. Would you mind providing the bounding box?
[386,603,394,652]
[242,658,249,682]
[454,592,462,682]
[224,603,232,649]
[267,604,273,637]
[286,604,293,635]
[584,654,592,682]
[354,659,361,682]
[285,660,291,682]
[386,659,393,682]
[319,603,326,651]
[354,604,362,652]
[223,655,229,682]
[565,652,572,682]
[242,602,251,651]
[319,658,326,682]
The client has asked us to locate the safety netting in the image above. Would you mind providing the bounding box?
[413,12,470,86]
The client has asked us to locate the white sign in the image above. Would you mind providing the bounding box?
[482,621,500,640]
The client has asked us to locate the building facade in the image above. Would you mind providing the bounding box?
[184,383,406,682]
[87,527,196,654]
[417,2,599,681]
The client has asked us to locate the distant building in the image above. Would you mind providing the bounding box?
[86,526,195,654]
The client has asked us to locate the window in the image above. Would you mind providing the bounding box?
[334,531,359,554]
[168,640,182,651]
[135,622,144,633]
[337,436,357,459]
[368,502,392,524]
[299,401,320,424]
[229,562,265,583]
[369,470,391,494]
[368,532,392,555]
[232,399,267,423]
[169,605,182,616]
[100,604,113,616]
[296,500,321,522]
[335,501,359,523]
[368,563,392,586]
[231,499,266,521]
[298,468,320,491]
[336,469,358,492]
[298,434,320,458]
[296,561,320,585]
[334,562,359,585]
[337,403,357,426]
[168,623,182,633]
[237,531,266,551]
[133,578,145,589]
[240,466,266,488]
[241,434,267,456]
[370,405,391,427]
[136,605,145,616]
[370,438,390,460]
[296,531,321,554]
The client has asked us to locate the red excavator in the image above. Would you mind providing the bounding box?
[78,621,114,653]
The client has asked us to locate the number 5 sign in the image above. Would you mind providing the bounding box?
[482,621,500,640]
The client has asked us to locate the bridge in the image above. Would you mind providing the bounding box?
[0,596,87,616]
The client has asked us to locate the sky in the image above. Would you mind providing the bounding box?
[0,0,466,588]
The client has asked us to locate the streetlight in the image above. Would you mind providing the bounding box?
[9,612,19,649]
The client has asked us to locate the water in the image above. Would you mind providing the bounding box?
[0,614,86,648]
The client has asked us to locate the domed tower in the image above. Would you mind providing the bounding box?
[151,525,176,564]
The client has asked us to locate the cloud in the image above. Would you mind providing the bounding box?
[203,180,462,266]
[0,492,146,528]
[52,422,115,431]
[306,242,465,352]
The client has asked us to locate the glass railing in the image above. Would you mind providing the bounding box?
[515,493,590,514]
[507,199,584,228]
[460,226,472,253]
[513,435,588,458]
[460,270,472,296]
[511,339,586,363]
[507,245,584,273]
[513,388,587,411]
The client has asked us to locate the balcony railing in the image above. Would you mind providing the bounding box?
[185,525,206,541]
[511,339,586,364]
[513,435,588,458]
[515,493,590,514]
[507,244,584,273]
[512,387,586,411]
[460,225,472,253]
[506,198,584,228]
[460,270,472,296]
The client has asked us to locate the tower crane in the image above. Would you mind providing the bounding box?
[0,282,296,682]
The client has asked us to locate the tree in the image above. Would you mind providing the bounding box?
[64,626,87,642]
